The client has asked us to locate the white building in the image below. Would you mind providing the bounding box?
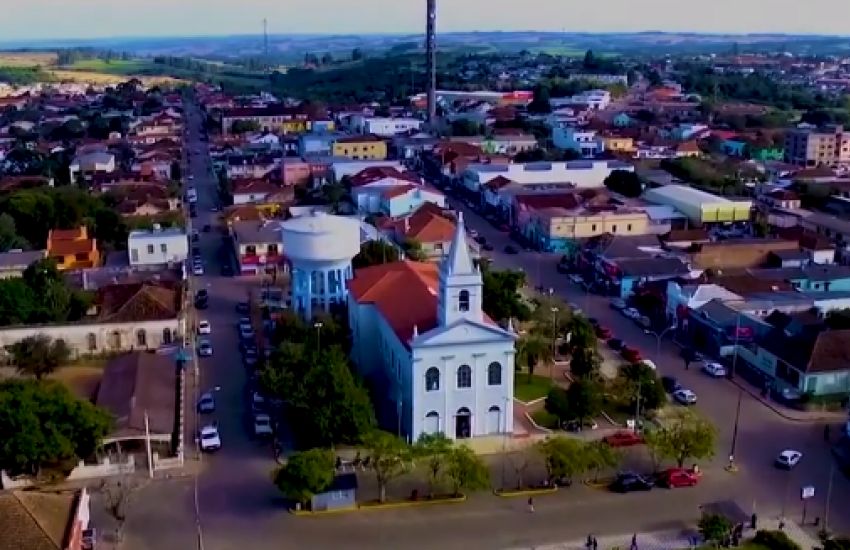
[128,227,188,267]
[69,151,116,182]
[552,127,605,157]
[354,117,422,137]
[462,160,634,192]
[349,214,516,442]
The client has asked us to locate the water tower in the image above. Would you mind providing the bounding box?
[281,212,361,320]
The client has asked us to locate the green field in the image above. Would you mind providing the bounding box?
[514,372,553,403]
[64,58,150,74]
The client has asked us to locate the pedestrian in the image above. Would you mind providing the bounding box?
[630,533,638,550]
[586,535,593,549]
[527,497,535,513]
[592,537,598,550]
[750,513,758,530]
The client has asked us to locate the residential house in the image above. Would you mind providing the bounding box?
[348,215,516,441]
[799,233,836,265]
[46,227,100,270]
[683,299,768,359]
[0,249,45,279]
[0,280,184,356]
[481,132,538,156]
[552,127,604,157]
[281,157,332,188]
[69,151,115,182]
[232,179,283,205]
[750,265,850,292]
[666,282,742,325]
[298,132,342,157]
[349,166,424,214]
[800,212,850,259]
[379,184,446,218]
[674,141,702,158]
[524,203,654,254]
[383,203,458,261]
[225,154,279,180]
[600,134,636,154]
[613,257,692,299]
[221,104,331,135]
[128,228,188,267]
[355,117,422,137]
[230,220,284,275]
[0,488,91,550]
[612,113,633,127]
[331,159,404,181]
[332,135,388,161]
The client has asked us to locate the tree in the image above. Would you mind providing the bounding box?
[615,362,667,413]
[351,48,364,61]
[823,538,850,550]
[0,212,30,252]
[230,119,261,134]
[415,433,452,497]
[544,387,570,423]
[273,448,335,507]
[402,238,427,261]
[583,49,597,70]
[353,240,401,269]
[528,84,552,114]
[445,446,490,496]
[535,436,588,484]
[516,334,552,383]
[699,513,733,547]
[753,530,802,550]
[320,182,346,212]
[321,53,334,65]
[826,309,850,330]
[583,440,620,482]
[8,334,71,380]
[603,170,643,198]
[646,410,717,468]
[362,430,413,503]
[565,378,603,426]
[0,379,112,478]
[482,267,531,322]
[569,347,600,379]
[450,119,483,137]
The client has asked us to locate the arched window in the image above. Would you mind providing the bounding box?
[87,333,97,352]
[458,290,470,312]
[425,367,440,392]
[487,362,502,386]
[456,364,472,388]
[162,328,173,345]
[136,329,147,348]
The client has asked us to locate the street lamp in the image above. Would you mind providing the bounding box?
[550,307,559,381]
[643,324,677,358]
[726,312,744,472]
[313,321,323,352]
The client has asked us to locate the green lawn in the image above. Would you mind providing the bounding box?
[65,58,149,74]
[530,409,559,429]
[514,372,553,403]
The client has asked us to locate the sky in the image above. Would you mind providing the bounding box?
[2,0,850,42]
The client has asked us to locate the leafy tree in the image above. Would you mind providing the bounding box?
[569,347,599,378]
[528,84,552,114]
[752,530,802,550]
[615,362,667,412]
[516,334,552,383]
[353,240,401,269]
[230,119,261,134]
[272,448,335,507]
[445,446,490,496]
[362,430,413,503]
[415,432,452,497]
[603,170,643,198]
[402,238,427,261]
[567,316,597,354]
[583,440,620,482]
[450,119,483,137]
[699,513,732,547]
[823,538,850,550]
[565,378,603,426]
[0,379,112,478]
[544,387,570,422]
[0,212,32,252]
[482,266,531,322]
[646,410,717,468]
[583,50,597,70]
[535,436,588,484]
[8,334,71,380]
[320,182,346,212]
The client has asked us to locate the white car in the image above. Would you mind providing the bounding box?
[569,274,584,284]
[197,320,211,335]
[673,388,698,405]
[199,425,221,452]
[701,362,727,378]
[640,359,657,370]
[251,391,266,413]
[197,339,213,357]
[775,449,802,470]
[622,307,640,320]
[254,414,273,437]
[192,263,204,276]
[610,298,626,310]
[197,392,215,413]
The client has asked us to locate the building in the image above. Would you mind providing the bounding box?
[0,249,45,279]
[128,227,188,267]
[0,488,91,550]
[348,214,516,442]
[69,151,115,182]
[331,159,403,181]
[221,104,331,135]
[382,204,460,261]
[357,117,422,137]
[46,227,100,270]
[784,125,850,167]
[281,212,361,320]
[568,73,628,85]
[525,206,653,253]
[601,135,636,153]
[379,185,446,218]
[230,220,284,276]
[643,185,752,226]
[298,133,342,157]
[462,160,633,192]
[231,179,283,205]
[332,135,388,161]
[552,127,604,157]
[690,239,799,270]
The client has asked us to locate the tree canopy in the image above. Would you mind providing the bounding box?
[353,240,401,269]
[362,430,413,503]
[604,170,643,198]
[644,409,717,468]
[8,334,71,380]
[482,266,531,322]
[0,379,112,478]
[0,259,91,326]
[273,448,335,506]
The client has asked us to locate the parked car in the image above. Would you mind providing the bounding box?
[562,419,599,432]
[197,392,215,413]
[251,392,266,413]
[197,339,214,357]
[197,320,211,335]
[192,263,204,276]
[621,346,642,363]
[610,472,654,493]
[610,298,626,310]
[194,289,209,309]
[236,301,250,314]
[569,274,584,285]
[659,468,701,488]
[199,425,221,452]
[596,326,613,339]
[253,414,274,438]
[607,338,624,351]
[661,376,681,393]
[239,326,256,341]
[243,349,259,367]
[503,245,518,254]
[701,362,728,378]
[603,431,644,447]
[775,449,803,470]
[622,307,640,320]
[673,388,698,406]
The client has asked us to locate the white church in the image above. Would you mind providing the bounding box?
[348,213,516,441]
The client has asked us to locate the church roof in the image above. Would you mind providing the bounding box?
[443,211,475,277]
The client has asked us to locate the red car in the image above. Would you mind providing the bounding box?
[659,467,701,488]
[621,346,642,363]
[596,326,613,339]
[602,430,644,448]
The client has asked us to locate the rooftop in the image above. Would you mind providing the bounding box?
[231,219,285,244]
[760,329,850,374]
[0,249,45,270]
[615,257,691,278]
[644,184,750,206]
[95,281,181,323]
[0,490,79,550]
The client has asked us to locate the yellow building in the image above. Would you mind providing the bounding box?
[601,136,635,153]
[531,208,651,252]
[332,135,388,160]
[46,226,100,270]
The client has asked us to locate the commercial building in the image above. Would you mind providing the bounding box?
[552,127,604,157]
[462,160,633,191]
[784,125,850,167]
[356,117,422,137]
[220,104,333,135]
[643,185,752,226]
[525,206,653,253]
[128,227,188,267]
[331,135,388,161]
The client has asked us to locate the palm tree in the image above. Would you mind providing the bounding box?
[516,333,553,384]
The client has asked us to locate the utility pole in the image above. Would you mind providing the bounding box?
[425,0,437,127]
[263,18,269,71]
[727,311,743,472]
[144,410,154,479]
[825,462,836,533]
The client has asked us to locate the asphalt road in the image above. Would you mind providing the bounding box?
[118,109,850,550]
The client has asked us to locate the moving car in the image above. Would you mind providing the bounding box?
[251,391,266,413]
[701,362,728,378]
[603,431,644,448]
[197,339,213,357]
[253,414,274,438]
[775,449,802,470]
[197,320,211,335]
[673,388,698,406]
[659,468,701,488]
[192,262,204,276]
[199,425,221,452]
[610,472,653,493]
[197,392,215,413]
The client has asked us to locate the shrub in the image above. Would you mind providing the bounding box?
[752,530,802,550]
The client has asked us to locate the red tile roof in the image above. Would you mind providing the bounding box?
[349,166,420,187]
[484,175,515,190]
[392,206,456,243]
[516,193,580,211]
[382,184,418,199]
[232,179,280,195]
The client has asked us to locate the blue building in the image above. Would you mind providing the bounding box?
[721,139,748,157]
[612,113,633,127]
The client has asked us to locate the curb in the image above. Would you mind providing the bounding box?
[728,377,845,424]
[583,478,613,489]
[290,495,467,516]
[494,486,558,498]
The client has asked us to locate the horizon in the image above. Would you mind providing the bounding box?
[2,0,850,43]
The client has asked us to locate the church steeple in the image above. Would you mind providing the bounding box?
[437,212,483,326]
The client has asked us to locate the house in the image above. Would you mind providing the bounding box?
[691,239,799,270]
[331,160,404,181]
[348,214,516,441]
[128,228,188,267]
[220,104,330,135]
[69,151,115,182]
[225,154,279,180]
[684,299,768,359]
[379,184,446,218]
[309,473,358,512]
[613,257,692,299]
[298,133,342,157]
[230,220,284,275]
[666,282,742,325]
[0,488,91,550]
[601,135,636,153]
[383,204,459,261]
[0,249,45,279]
[0,281,184,356]
[552,127,604,157]
[750,265,850,292]
[799,233,836,265]
[231,179,282,205]
[612,113,633,127]
[349,166,424,214]
[481,133,538,156]
[674,141,702,158]
[46,227,100,270]
[332,135,388,161]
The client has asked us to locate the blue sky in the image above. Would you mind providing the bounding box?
[3,0,850,41]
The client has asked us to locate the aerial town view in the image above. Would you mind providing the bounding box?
[3,1,850,549]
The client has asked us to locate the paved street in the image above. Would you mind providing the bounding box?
[115,102,850,550]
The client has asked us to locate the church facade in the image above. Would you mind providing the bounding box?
[348,213,516,441]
